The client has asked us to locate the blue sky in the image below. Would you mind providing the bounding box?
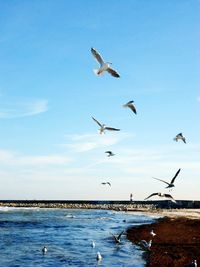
[0,0,199,200]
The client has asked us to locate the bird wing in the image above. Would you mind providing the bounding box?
[128,104,137,114]
[171,168,181,184]
[152,177,170,186]
[91,47,104,66]
[105,127,120,131]
[92,117,102,127]
[105,151,111,154]
[107,67,120,78]
[117,231,124,240]
[182,137,186,144]
[164,194,176,203]
[107,182,111,186]
[144,193,159,200]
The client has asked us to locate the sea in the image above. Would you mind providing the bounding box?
[0,207,157,267]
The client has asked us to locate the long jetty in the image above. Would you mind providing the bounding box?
[0,200,200,210]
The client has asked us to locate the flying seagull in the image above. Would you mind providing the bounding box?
[111,230,124,244]
[144,192,177,203]
[105,151,115,157]
[92,117,120,134]
[91,47,120,78]
[138,240,152,251]
[173,133,186,143]
[152,169,181,190]
[123,100,137,114]
[101,182,111,186]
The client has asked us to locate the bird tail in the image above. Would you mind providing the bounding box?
[93,69,103,76]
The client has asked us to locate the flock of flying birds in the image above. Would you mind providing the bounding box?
[91,47,186,203]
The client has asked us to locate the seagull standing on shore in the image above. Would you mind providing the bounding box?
[173,133,186,143]
[105,151,115,157]
[150,230,156,237]
[184,260,197,267]
[123,100,137,114]
[144,192,177,203]
[152,169,181,190]
[91,47,120,78]
[111,230,124,244]
[138,240,152,251]
[92,117,120,134]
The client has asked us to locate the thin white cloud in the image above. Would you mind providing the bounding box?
[0,99,48,118]
[197,96,200,102]
[0,149,71,166]
[63,132,133,152]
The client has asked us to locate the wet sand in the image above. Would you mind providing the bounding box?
[127,216,200,267]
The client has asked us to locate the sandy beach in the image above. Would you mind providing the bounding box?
[127,212,200,267]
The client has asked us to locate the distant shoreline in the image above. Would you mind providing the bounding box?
[0,200,200,215]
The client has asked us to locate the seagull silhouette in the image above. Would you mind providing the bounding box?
[123,100,137,114]
[101,182,111,186]
[173,133,186,143]
[144,192,177,203]
[105,151,115,157]
[111,230,124,244]
[91,47,120,78]
[152,169,181,190]
[92,117,120,134]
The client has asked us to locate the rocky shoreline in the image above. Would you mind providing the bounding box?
[127,216,200,267]
[0,201,157,211]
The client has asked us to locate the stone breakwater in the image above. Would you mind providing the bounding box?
[0,200,200,210]
[0,201,157,211]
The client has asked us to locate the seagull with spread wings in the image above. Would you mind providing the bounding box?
[105,151,115,157]
[101,182,111,187]
[173,133,186,143]
[123,100,137,114]
[111,230,124,244]
[152,169,181,190]
[144,192,177,203]
[91,47,120,78]
[92,117,120,134]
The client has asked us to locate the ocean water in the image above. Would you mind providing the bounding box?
[0,207,156,267]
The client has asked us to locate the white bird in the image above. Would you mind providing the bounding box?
[105,151,115,157]
[123,100,137,114]
[92,117,120,134]
[152,169,181,190]
[150,230,156,237]
[111,230,124,244]
[138,240,152,251]
[184,260,197,267]
[42,246,48,254]
[173,133,186,143]
[91,240,96,248]
[144,192,177,203]
[96,252,102,261]
[101,182,111,187]
[91,47,120,78]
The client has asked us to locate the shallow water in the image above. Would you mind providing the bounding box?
[0,207,156,266]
